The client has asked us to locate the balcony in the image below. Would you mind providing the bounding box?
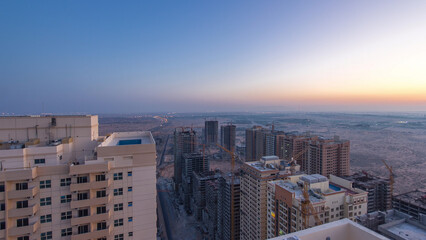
[70,178,111,192]
[8,186,39,199]
[71,211,111,226]
[70,163,110,175]
[8,204,39,218]
[4,168,38,181]
[71,194,112,209]
[71,225,112,240]
[8,219,40,236]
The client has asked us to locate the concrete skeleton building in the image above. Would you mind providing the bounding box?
[356,210,426,240]
[181,153,209,213]
[192,170,222,221]
[392,190,426,221]
[220,124,236,153]
[216,174,241,240]
[240,156,300,240]
[267,218,390,240]
[173,128,196,193]
[343,172,392,213]
[0,115,157,240]
[204,121,218,145]
[266,174,368,239]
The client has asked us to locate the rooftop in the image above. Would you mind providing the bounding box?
[394,190,426,209]
[99,131,154,147]
[385,222,426,240]
[268,218,389,240]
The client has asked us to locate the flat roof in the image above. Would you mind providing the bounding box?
[386,222,426,240]
[99,131,154,147]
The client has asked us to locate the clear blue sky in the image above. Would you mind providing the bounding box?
[1,0,425,114]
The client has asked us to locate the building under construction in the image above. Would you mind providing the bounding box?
[266,174,368,239]
[182,153,210,213]
[173,128,197,192]
[343,172,392,213]
[205,120,219,145]
[220,124,236,153]
[192,170,222,221]
[216,173,241,240]
[204,180,219,240]
[393,189,426,220]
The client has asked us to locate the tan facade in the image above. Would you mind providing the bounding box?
[0,116,157,240]
[266,174,368,239]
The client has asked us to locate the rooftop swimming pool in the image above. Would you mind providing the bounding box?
[329,184,341,191]
[117,139,142,146]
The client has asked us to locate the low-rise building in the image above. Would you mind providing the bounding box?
[267,174,368,238]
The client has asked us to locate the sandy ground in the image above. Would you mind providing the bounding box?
[99,113,426,194]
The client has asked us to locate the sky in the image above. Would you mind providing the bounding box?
[0,0,425,114]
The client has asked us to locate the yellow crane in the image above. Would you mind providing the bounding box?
[301,182,322,229]
[216,143,236,240]
[289,147,309,175]
[382,159,395,205]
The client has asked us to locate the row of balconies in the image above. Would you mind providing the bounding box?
[71,224,113,240]
[70,178,112,192]
[71,194,112,209]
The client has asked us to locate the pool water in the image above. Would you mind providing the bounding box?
[329,184,341,191]
[117,139,142,146]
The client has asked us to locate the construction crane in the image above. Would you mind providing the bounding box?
[382,159,395,203]
[289,147,309,175]
[301,182,322,229]
[216,143,236,240]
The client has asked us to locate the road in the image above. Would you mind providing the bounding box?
[157,184,176,240]
[159,134,170,166]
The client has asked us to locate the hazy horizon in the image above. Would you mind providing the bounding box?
[1,0,425,113]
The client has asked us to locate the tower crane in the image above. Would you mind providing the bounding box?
[382,159,395,205]
[301,182,322,229]
[289,147,309,175]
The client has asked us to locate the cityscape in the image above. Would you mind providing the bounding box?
[1,1,426,240]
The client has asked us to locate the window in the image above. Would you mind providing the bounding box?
[114,203,123,211]
[113,172,123,180]
[17,200,28,209]
[114,188,123,196]
[97,222,107,230]
[77,192,89,200]
[16,182,28,190]
[114,234,124,240]
[61,228,72,236]
[128,187,133,192]
[0,185,5,192]
[0,221,5,230]
[96,174,106,181]
[41,231,52,240]
[96,190,106,198]
[78,224,89,234]
[128,217,133,222]
[128,202,133,207]
[40,214,52,223]
[127,171,132,177]
[61,211,72,220]
[78,208,89,217]
[17,218,29,227]
[0,203,4,211]
[128,232,133,237]
[77,176,88,184]
[40,197,51,206]
[114,218,123,227]
[97,206,107,214]
[60,178,71,186]
[35,158,45,164]
[40,180,51,189]
[18,237,29,240]
[61,194,72,203]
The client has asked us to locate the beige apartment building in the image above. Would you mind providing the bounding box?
[266,174,368,239]
[0,115,156,240]
[240,156,300,240]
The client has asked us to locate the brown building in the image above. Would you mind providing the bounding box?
[240,156,297,240]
